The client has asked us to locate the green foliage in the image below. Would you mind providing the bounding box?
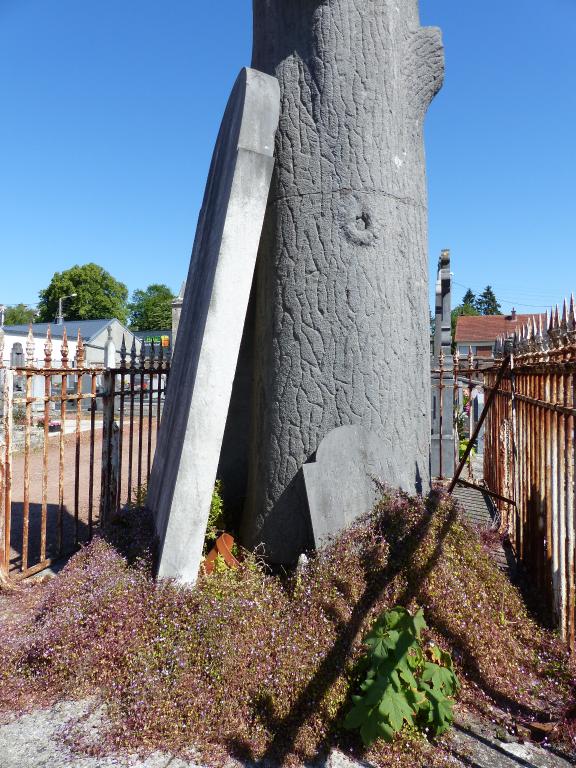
[458,438,476,462]
[126,483,148,510]
[3,303,36,325]
[37,263,129,324]
[475,285,502,316]
[456,395,477,463]
[462,289,476,307]
[205,480,225,551]
[344,607,459,746]
[128,283,175,331]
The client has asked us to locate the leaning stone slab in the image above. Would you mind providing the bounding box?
[303,425,394,548]
[147,67,280,584]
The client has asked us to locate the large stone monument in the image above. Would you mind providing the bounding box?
[431,249,456,479]
[147,68,280,583]
[220,0,444,563]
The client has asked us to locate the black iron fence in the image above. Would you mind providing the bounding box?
[0,326,169,581]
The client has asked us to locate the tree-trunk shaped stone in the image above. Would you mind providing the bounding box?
[237,0,444,562]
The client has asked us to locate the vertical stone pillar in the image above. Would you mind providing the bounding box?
[431,249,456,479]
[237,0,444,562]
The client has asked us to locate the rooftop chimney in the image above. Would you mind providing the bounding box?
[511,307,517,320]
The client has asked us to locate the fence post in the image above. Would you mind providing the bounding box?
[0,367,13,581]
[0,366,7,579]
[100,370,117,527]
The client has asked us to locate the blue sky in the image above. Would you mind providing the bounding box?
[0,0,574,315]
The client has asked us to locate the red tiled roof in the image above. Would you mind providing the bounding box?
[455,313,546,343]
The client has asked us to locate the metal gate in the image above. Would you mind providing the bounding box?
[0,327,169,581]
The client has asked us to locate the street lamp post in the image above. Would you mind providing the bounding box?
[56,294,77,325]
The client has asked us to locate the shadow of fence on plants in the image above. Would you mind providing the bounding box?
[226,492,457,765]
[413,493,561,727]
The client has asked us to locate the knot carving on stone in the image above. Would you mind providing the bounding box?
[338,194,379,246]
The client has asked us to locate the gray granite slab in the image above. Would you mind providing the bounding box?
[146,67,280,584]
[303,425,389,548]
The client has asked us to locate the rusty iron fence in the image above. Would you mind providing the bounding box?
[0,326,169,581]
[483,298,575,650]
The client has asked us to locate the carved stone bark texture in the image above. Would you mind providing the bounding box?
[241,0,444,562]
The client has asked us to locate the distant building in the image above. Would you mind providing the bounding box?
[1,319,141,368]
[455,309,546,358]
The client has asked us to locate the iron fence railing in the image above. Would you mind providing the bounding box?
[483,298,575,650]
[0,326,169,581]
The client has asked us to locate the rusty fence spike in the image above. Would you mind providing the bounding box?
[61,327,69,368]
[44,327,53,368]
[76,330,85,369]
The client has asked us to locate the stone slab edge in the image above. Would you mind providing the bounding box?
[147,67,280,584]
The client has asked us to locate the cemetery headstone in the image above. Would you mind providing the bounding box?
[147,67,280,583]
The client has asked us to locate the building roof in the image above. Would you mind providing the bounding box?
[455,313,546,344]
[2,319,115,341]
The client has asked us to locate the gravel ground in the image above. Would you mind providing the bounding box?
[1,700,574,768]
[0,700,200,768]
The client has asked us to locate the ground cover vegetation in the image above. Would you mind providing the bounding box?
[0,489,574,767]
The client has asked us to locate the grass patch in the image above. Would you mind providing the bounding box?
[0,489,574,766]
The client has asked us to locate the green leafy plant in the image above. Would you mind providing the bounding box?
[458,438,477,462]
[125,483,148,511]
[205,480,225,551]
[344,606,459,746]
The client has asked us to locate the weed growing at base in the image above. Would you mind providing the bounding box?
[0,489,574,767]
[345,607,459,745]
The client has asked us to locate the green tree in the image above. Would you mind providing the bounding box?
[128,284,175,331]
[451,302,480,349]
[37,264,129,324]
[3,304,37,325]
[476,285,502,316]
[462,288,476,308]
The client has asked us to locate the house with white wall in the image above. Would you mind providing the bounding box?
[0,319,141,368]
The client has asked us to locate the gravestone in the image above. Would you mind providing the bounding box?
[303,425,389,548]
[103,326,116,369]
[223,0,444,563]
[431,249,456,479]
[147,68,280,583]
